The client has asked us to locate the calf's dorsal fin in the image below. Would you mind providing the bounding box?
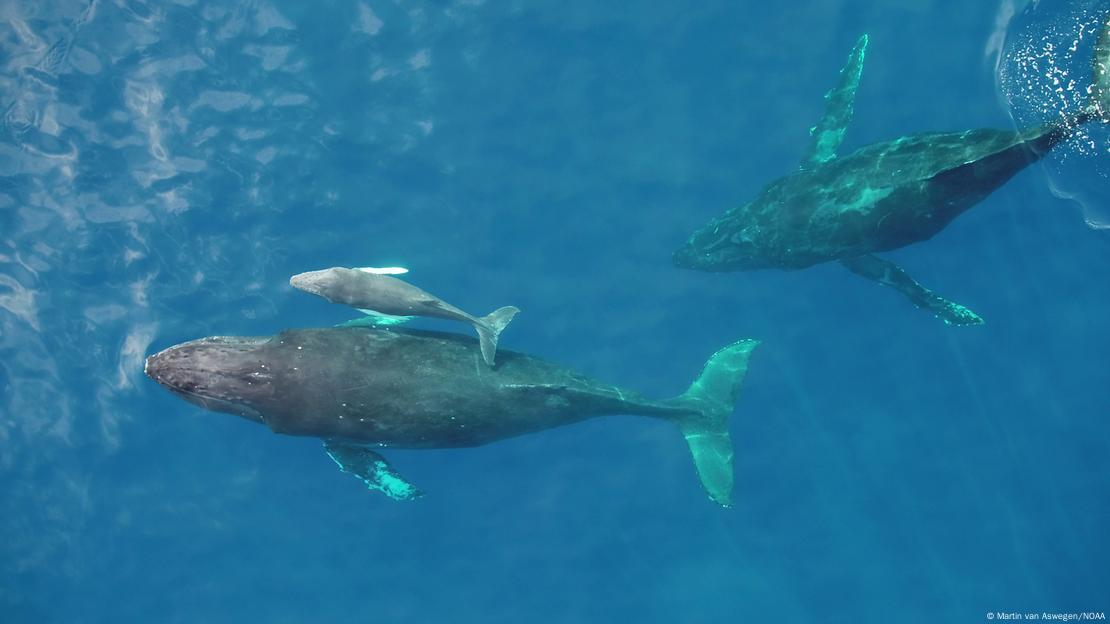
[800,34,869,169]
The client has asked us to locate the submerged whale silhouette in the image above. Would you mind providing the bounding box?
[145,327,759,507]
[674,18,1110,325]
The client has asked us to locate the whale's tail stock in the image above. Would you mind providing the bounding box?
[663,339,761,508]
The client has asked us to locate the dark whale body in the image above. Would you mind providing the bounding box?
[146,327,759,506]
[675,21,1110,325]
[690,125,1068,272]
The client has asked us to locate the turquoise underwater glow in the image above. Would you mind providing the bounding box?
[2,1,1109,623]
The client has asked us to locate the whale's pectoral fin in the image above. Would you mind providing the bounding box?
[334,309,413,328]
[323,440,423,501]
[800,34,868,169]
[839,254,984,326]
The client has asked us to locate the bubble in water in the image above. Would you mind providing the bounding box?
[995,0,1110,228]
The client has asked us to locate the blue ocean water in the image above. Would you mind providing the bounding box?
[2,1,1108,622]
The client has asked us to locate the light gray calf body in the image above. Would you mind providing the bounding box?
[290,267,518,366]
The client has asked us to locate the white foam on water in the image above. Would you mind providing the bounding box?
[995,0,1110,227]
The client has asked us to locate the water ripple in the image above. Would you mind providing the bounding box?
[0,0,485,604]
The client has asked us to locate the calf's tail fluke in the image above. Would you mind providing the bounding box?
[664,339,761,508]
[474,306,520,366]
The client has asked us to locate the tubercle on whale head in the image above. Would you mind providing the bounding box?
[672,225,768,272]
[672,242,715,271]
[145,336,271,424]
[289,268,342,297]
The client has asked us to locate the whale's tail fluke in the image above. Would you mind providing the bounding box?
[663,339,760,508]
[1092,13,1110,120]
[474,306,520,367]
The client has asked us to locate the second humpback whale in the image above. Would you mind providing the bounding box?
[674,18,1110,325]
[145,327,759,507]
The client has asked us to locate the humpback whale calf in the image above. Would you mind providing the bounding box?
[674,18,1110,325]
[290,267,519,366]
[145,327,759,507]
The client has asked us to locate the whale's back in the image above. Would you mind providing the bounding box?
[243,327,655,448]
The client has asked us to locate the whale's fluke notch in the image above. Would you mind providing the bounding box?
[801,34,869,169]
[474,306,520,367]
[663,339,761,507]
[324,440,423,501]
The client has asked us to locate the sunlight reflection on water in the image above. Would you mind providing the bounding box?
[994,0,1110,228]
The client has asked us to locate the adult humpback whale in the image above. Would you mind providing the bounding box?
[674,18,1110,325]
[145,327,759,507]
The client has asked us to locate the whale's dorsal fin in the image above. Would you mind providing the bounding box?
[502,383,626,411]
[800,34,869,169]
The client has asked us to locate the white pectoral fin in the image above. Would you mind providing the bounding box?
[356,266,409,275]
[324,440,422,501]
[352,309,413,326]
